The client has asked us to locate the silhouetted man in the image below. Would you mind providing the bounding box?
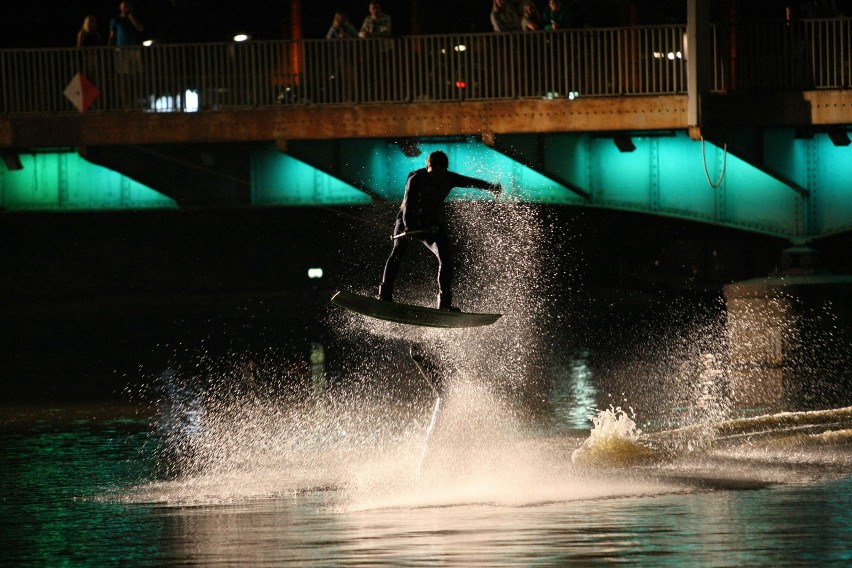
[378,150,501,311]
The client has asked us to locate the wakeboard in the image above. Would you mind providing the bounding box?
[331,290,501,329]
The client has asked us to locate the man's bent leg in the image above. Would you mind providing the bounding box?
[379,216,408,301]
[428,232,455,309]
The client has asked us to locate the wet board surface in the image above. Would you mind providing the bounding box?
[331,291,501,329]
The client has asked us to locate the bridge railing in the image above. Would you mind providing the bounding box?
[1,26,687,114]
[1,19,849,114]
[712,17,852,93]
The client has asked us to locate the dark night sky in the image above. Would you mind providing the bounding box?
[10,0,847,49]
[5,0,485,48]
[4,0,697,49]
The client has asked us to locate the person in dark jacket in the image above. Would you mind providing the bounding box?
[378,150,502,311]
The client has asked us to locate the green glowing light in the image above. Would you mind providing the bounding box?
[250,147,373,205]
[0,151,176,211]
[4,131,849,240]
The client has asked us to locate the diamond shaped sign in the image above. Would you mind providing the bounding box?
[64,73,100,113]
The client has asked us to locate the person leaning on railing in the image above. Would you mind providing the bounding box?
[491,0,522,32]
[108,1,144,48]
[108,1,145,109]
[358,1,392,38]
[357,1,392,101]
[543,0,572,30]
[77,15,101,48]
[326,12,359,40]
[76,14,102,88]
[521,1,544,31]
[325,12,359,103]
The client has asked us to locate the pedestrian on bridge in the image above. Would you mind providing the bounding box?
[359,1,392,38]
[77,14,102,91]
[326,12,359,40]
[543,0,573,30]
[109,1,145,109]
[77,15,101,48]
[491,0,522,32]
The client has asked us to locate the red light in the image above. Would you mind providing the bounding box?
[455,81,467,89]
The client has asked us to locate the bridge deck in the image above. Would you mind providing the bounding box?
[0,96,686,148]
[3,90,852,149]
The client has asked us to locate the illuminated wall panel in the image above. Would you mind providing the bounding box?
[815,135,852,235]
[721,151,800,235]
[3,133,847,240]
[765,129,807,187]
[542,134,591,192]
[441,141,573,204]
[383,140,564,203]
[250,148,373,205]
[656,134,718,221]
[592,137,653,209]
[0,151,176,210]
[252,140,563,206]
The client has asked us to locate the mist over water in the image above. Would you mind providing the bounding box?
[129,201,591,508]
[123,201,852,516]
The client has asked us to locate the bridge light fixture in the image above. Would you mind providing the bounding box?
[654,51,682,60]
[1,151,23,171]
[233,33,251,42]
[613,134,636,153]
[142,39,155,47]
[308,268,324,279]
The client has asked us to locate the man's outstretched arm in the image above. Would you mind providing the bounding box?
[450,173,502,197]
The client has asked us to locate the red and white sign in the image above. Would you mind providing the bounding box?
[64,73,100,113]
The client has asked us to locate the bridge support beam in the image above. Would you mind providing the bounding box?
[687,0,713,128]
[254,130,852,240]
[488,134,591,200]
[80,144,252,208]
[701,126,852,240]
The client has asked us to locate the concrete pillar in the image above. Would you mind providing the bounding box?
[724,247,852,410]
[687,0,713,129]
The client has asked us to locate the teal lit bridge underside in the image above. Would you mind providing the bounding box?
[0,152,176,210]
[3,131,851,240]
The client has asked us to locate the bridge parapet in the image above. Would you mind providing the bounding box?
[2,26,688,116]
[2,20,850,148]
[1,19,850,114]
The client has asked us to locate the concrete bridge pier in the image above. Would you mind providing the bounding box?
[723,246,852,411]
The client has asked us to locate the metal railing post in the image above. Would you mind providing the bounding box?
[7,21,850,114]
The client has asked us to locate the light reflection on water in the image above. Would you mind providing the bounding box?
[2,404,852,566]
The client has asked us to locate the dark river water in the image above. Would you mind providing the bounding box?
[4,204,852,565]
[2,390,852,566]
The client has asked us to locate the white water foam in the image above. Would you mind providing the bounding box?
[120,198,852,510]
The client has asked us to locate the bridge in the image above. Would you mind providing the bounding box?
[2,12,852,242]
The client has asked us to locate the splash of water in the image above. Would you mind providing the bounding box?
[125,201,743,507]
[416,396,441,479]
[571,406,660,467]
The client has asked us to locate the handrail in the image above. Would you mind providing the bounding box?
[1,19,849,115]
[711,17,852,93]
[1,26,688,114]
